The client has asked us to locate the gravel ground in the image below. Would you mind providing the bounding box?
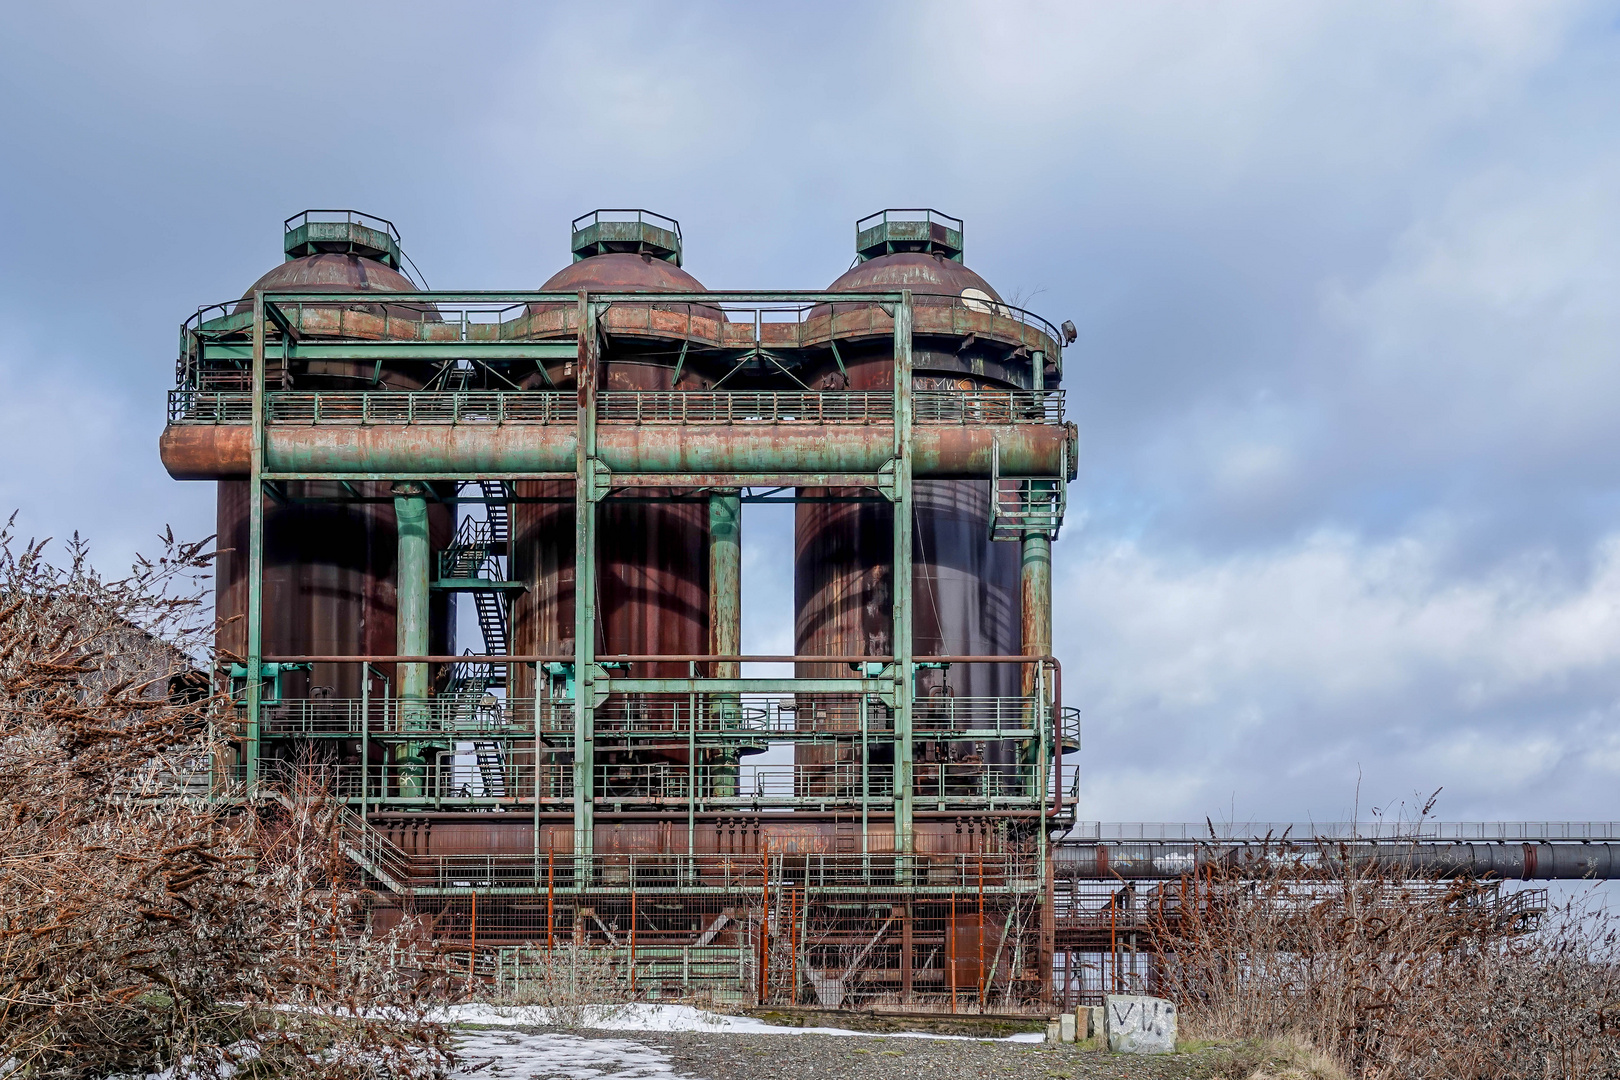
[588,1030,1220,1080]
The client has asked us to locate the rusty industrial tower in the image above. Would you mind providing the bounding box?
[162,208,1078,1007]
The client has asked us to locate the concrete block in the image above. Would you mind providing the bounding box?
[1045,1020,1062,1044]
[1074,1006,1101,1039]
[1059,1012,1076,1042]
[1104,994,1176,1054]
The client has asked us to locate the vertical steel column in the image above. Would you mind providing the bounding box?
[573,292,599,880]
[1020,539,1052,696]
[892,292,915,858]
[244,291,266,791]
[709,489,741,803]
[708,490,741,675]
[393,483,431,702]
[541,660,554,887]
[361,666,370,817]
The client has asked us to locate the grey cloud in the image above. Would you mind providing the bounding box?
[2,0,1618,825]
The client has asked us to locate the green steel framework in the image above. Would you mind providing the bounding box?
[180,284,1074,1004]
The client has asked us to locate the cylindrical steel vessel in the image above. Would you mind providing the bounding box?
[214,218,453,703]
[796,219,1058,787]
[511,219,716,770]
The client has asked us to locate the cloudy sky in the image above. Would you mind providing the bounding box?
[2,1,1617,826]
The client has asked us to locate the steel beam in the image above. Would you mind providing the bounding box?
[392,482,431,702]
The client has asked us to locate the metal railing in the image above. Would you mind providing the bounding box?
[242,694,1050,742]
[251,757,1043,810]
[914,390,1063,424]
[248,697,573,738]
[351,850,1043,895]
[269,391,574,425]
[597,390,893,424]
[168,389,1064,427]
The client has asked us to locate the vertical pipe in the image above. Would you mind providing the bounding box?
[574,292,598,880]
[469,891,478,991]
[547,847,555,956]
[892,292,914,859]
[789,886,799,1006]
[361,665,370,816]
[709,490,741,673]
[1019,542,1051,698]
[759,850,771,1005]
[709,490,741,804]
[393,483,431,703]
[544,660,550,887]
[630,871,637,994]
[245,291,265,790]
[859,695,869,855]
[900,902,913,1005]
[950,891,958,1012]
[977,850,985,1007]
[1109,894,1118,993]
[534,662,542,888]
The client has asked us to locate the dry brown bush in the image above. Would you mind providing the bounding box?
[1153,829,1620,1079]
[480,944,636,1028]
[0,521,459,1079]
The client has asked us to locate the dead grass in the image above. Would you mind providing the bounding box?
[1189,1037,1349,1080]
[480,943,637,1027]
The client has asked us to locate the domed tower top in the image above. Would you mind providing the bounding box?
[828,208,1005,309]
[239,210,422,302]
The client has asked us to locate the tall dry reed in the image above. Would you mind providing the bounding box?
[1152,830,1620,1079]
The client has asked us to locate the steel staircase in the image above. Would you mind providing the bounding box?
[440,481,512,679]
[472,740,507,798]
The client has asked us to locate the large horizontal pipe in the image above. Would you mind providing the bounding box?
[256,654,1057,664]
[1057,841,1620,880]
[159,422,1077,480]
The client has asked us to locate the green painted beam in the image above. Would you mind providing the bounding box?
[430,578,527,591]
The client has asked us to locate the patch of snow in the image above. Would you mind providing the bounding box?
[455,1028,689,1079]
[443,1002,1044,1042]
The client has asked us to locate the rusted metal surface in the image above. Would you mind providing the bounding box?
[367,812,1020,859]
[159,421,1075,479]
[796,239,1042,785]
[510,245,713,769]
[215,477,452,700]
[213,240,453,701]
